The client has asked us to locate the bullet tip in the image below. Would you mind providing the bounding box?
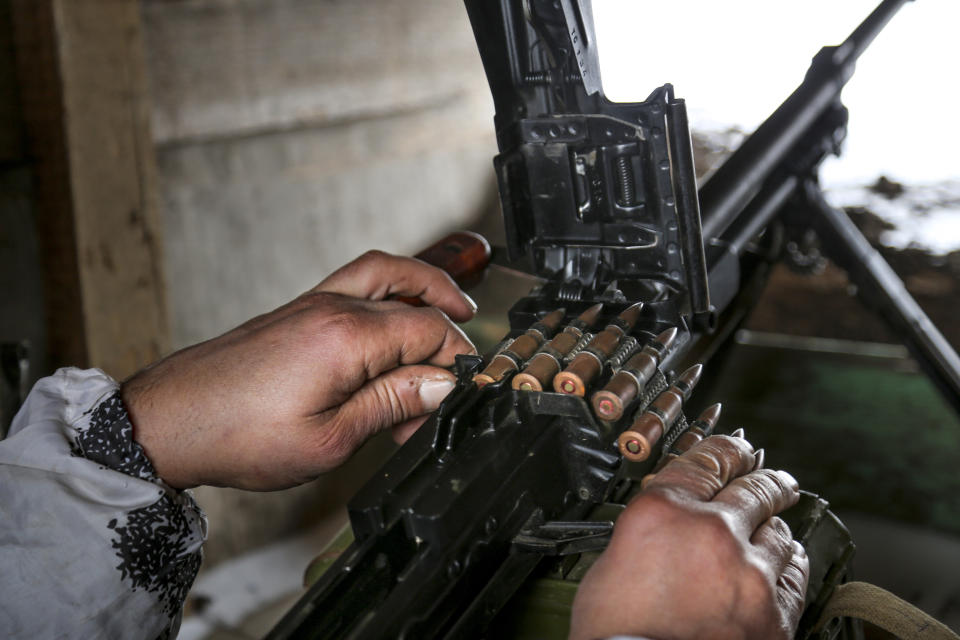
[656,326,679,349]
[752,448,766,471]
[698,402,722,427]
[617,302,644,328]
[579,303,605,326]
[542,308,566,325]
[678,363,704,390]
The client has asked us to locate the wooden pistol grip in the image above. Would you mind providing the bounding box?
[394,231,491,306]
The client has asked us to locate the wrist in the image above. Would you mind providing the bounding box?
[121,364,198,490]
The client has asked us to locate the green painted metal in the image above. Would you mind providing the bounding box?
[303,523,355,588]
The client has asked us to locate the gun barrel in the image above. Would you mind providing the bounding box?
[699,0,912,242]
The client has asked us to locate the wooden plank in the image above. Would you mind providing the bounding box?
[141,0,488,145]
[11,0,169,379]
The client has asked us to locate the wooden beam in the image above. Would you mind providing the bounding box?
[11,0,169,380]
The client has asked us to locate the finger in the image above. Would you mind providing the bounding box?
[713,469,800,536]
[642,435,757,502]
[310,302,475,393]
[320,366,457,461]
[777,541,810,629]
[315,250,477,322]
[356,304,476,373]
[750,516,795,575]
[230,291,406,335]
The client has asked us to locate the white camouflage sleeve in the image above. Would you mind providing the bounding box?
[0,367,207,640]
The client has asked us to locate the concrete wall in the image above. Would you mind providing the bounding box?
[142,0,497,347]
[139,0,499,567]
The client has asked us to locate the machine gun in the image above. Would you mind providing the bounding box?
[268,1,960,638]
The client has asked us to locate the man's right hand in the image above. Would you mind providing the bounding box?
[121,250,478,492]
[569,435,809,640]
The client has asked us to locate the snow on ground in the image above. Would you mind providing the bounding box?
[827,180,960,255]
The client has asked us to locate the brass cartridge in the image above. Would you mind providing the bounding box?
[554,302,644,396]
[591,327,678,421]
[617,364,703,462]
[473,309,565,386]
[512,304,603,391]
[651,402,723,473]
[669,402,722,456]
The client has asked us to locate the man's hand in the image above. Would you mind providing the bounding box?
[569,435,809,640]
[122,250,477,491]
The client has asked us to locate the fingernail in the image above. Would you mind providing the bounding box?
[461,291,478,314]
[419,377,456,411]
[731,427,745,439]
[640,473,657,490]
[752,448,765,471]
[778,469,800,492]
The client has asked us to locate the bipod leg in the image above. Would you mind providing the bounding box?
[800,179,960,416]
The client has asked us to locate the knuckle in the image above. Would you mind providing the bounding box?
[415,306,459,337]
[421,305,449,323]
[320,309,366,342]
[618,491,680,530]
[756,517,795,560]
[701,434,752,458]
[779,560,807,596]
[310,418,359,469]
[686,435,752,480]
[768,516,793,540]
[651,455,725,496]
[699,508,738,542]
[289,290,332,313]
[296,290,339,311]
[679,448,724,476]
[793,548,811,582]
[374,379,409,425]
[739,469,786,510]
[359,249,391,264]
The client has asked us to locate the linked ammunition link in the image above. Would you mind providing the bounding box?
[653,403,723,474]
[527,343,565,369]
[555,303,643,397]
[563,331,595,364]
[617,364,703,462]
[607,336,639,371]
[488,338,512,360]
[659,412,690,455]
[590,328,677,422]
[474,308,566,386]
[634,369,669,413]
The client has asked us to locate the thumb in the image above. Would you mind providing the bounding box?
[334,365,456,446]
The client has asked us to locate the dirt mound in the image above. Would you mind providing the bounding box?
[745,176,960,350]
